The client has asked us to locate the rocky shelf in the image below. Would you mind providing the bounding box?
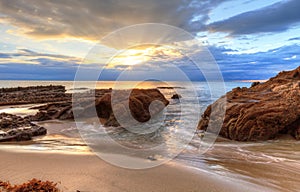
[27,89,112,121]
[0,113,47,142]
[28,89,169,127]
[0,85,169,142]
[0,85,71,106]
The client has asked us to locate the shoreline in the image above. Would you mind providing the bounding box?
[0,80,299,192]
[0,149,273,192]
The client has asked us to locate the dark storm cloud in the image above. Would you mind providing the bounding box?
[207,0,300,35]
[0,0,227,40]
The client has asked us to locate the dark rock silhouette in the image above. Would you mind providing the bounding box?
[251,81,260,87]
[171,94,182,99]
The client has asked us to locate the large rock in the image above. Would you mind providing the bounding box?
[0,113,47,142]
[198,66,300,141]
[84,89,169,127]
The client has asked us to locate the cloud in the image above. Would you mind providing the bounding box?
[209,44,300,80]
[1,43,299,81]
[0,53,11,58]
[0,49,81,80]
[0,63,77,80]
[0,49,81,65]
[207,0,300,35]
[288,37,300,41]
[0,0,228,40]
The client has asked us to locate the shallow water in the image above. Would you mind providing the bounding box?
[178,137,300,192]
[0,104,40,117]
[1,81,299,191]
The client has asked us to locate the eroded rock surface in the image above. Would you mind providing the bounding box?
[28,89,169,128]
[84,89,169,127]
[28,89,112,121]
[0,85,71,106]
[198,66,300,141]
[0,113,46,142]
[28,102,74,121]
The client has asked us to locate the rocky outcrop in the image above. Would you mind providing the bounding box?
[0,85,71,106]
[28,89,169,128]
[28,89,112,121]
[28,102,74,121]
[80,89,169,127]
[0,113,47,142]
[198,66,300,141]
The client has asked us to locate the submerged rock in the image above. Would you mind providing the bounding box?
[0,113,46,142]
[147,155,158,161]
[251,81,260,87]
[198,66,300,141]
[171,94,182,99]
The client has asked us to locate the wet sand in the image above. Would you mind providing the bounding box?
[0,149,272,192]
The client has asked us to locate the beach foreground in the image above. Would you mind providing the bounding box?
[0,150,270,192]
[0,76,299,191]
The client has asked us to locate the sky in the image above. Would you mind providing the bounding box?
[0,0,299,81]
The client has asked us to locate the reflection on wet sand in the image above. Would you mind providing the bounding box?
[178,137,300,192]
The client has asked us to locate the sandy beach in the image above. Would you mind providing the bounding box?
[0,149,273,192]
[0,78,299,192]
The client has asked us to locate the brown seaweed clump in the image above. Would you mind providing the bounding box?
[0,178,60,192]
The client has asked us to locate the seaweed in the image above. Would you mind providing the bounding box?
[0,178,60,192]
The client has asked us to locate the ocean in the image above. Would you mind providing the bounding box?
[0,80,299,192]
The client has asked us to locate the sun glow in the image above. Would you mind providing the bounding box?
[107,45,182,68]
